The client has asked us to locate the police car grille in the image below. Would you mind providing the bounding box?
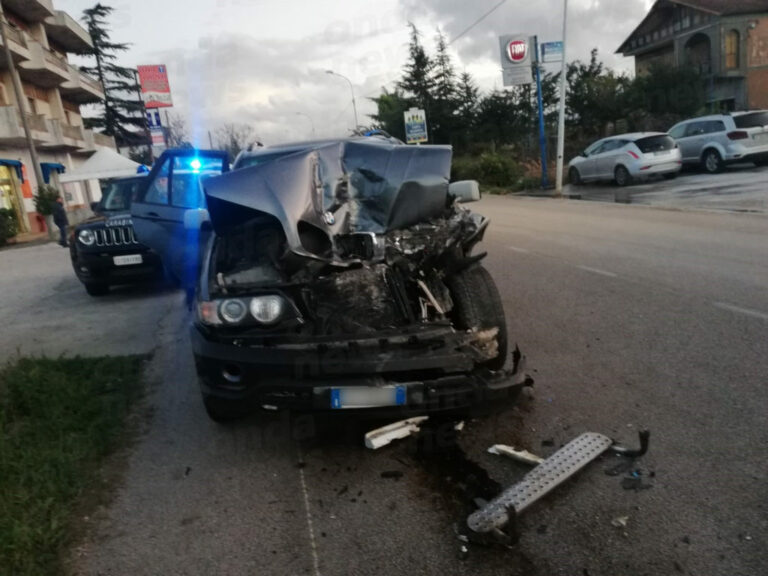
[95,226,139,247]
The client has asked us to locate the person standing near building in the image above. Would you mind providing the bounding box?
[52,196,69,247]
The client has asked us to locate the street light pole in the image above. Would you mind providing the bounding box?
[555,0,569,197]
[325,70,359,131]
[1,18,45,192]
[296,112,316,138]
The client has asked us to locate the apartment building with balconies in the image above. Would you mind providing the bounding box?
[0,0,115,234]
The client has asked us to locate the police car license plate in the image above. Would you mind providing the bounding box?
[113,254,143,266]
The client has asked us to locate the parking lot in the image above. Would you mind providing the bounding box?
[4,195,766,576]
[568,163,768,213]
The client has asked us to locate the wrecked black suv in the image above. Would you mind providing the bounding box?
[131,140,529,421]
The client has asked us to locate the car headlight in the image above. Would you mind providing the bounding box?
[249,295,285,324]
[78,229,96,246]
[197,301,222,326]
[219,299,248,324]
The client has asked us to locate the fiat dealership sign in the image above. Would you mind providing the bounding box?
[507,39,529,63]
[499,34,533,86]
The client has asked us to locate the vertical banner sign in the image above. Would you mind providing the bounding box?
[137,65,173,108]
[404,108,428,144]
[499,34,533,86]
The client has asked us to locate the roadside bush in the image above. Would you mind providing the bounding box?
[0,208,18,246]
[451,153,524,189]
[33,185,60,216]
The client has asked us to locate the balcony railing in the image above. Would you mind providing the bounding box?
[61,123,83,141]
[93,132,115,148]
[2,23,27,48]
[43,49,68,72]
[79,71,103,94]
[16,110,48,133]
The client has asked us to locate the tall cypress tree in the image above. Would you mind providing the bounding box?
[80,4,146,148]
[430,29,459,145]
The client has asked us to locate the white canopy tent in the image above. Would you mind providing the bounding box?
[59,147,144,183]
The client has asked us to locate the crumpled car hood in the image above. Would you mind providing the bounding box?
[202,140,452,261]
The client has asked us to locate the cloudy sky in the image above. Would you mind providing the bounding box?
[58,0,655,145]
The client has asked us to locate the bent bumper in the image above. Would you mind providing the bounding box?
[191,325,532,412]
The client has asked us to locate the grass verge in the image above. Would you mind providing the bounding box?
[0,355,147,576]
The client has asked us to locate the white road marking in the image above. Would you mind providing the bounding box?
[297,448,322,576]
[576,265,618,278]
[713,302,768,321]
[507,246,530,253]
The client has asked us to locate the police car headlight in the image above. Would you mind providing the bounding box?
[249,295,285,325]
[219,299,248,324]
[78,229,95,246]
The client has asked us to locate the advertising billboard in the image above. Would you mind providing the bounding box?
[137,65,173,109]
[404,108,428,144]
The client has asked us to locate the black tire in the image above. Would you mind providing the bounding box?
[702,149,723,174]
[663,173,678,180]
[84,282,109,297]
[203,395,248,423]
[614,165,632,187]
[447,265,508,371]
[568,167,582,186]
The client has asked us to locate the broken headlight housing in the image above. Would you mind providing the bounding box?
[197,295,287,327]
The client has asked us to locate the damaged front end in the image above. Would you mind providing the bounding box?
[192,139,531,417]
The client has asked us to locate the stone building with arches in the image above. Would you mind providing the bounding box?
[618,0,768,112]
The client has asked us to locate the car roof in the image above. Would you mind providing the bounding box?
[603,132,668,142]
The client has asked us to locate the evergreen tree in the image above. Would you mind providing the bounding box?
[430,29,459,145]
[80,4,146,148]
[453,72,479,151]
[397,24,435,122]
[369,88,410,140]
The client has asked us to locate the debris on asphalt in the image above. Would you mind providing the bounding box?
[457,545,469,560]
[611,516,630,528]
[380,470,404,480]
[296,461,306,469]
[184,466,192,477]
[454,421,465,432]
[337,485,349,496]
[621,477,653,491]
[541,438,555,447]
[364,416,429,450]
[488,444,545,466]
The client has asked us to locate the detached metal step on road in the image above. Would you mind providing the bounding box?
[468,431,650,538]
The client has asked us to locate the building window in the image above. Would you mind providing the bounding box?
[725,30,740,69]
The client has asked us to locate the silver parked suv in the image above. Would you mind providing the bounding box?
[668,111,768,173]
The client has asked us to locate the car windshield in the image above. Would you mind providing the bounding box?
[734,112,768,129]
[635,135,676,153]
[100,178,141,211]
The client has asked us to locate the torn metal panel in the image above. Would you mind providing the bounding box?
[202,140,454,264]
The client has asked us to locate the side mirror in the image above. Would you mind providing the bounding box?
[581,150,589,158]
[90,201,100,212]
[183,208,211,230]
[449,180,481,203]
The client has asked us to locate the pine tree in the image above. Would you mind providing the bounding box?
[398,24,435,116]
[429,29,459,145]
[80,4,146,148]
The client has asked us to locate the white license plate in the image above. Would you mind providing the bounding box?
[754,132,768,142]
[113,254,143,266]
[330,386,406,409]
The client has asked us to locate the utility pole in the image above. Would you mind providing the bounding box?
[533,35,549,189]
[1,18,45,191]
[555,0,569,197]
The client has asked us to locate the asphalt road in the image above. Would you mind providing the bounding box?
[4,196,766,576]
[569,163,768,213]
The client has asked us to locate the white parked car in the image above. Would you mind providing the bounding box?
[568,133,682,187]
[668,111,768,173]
